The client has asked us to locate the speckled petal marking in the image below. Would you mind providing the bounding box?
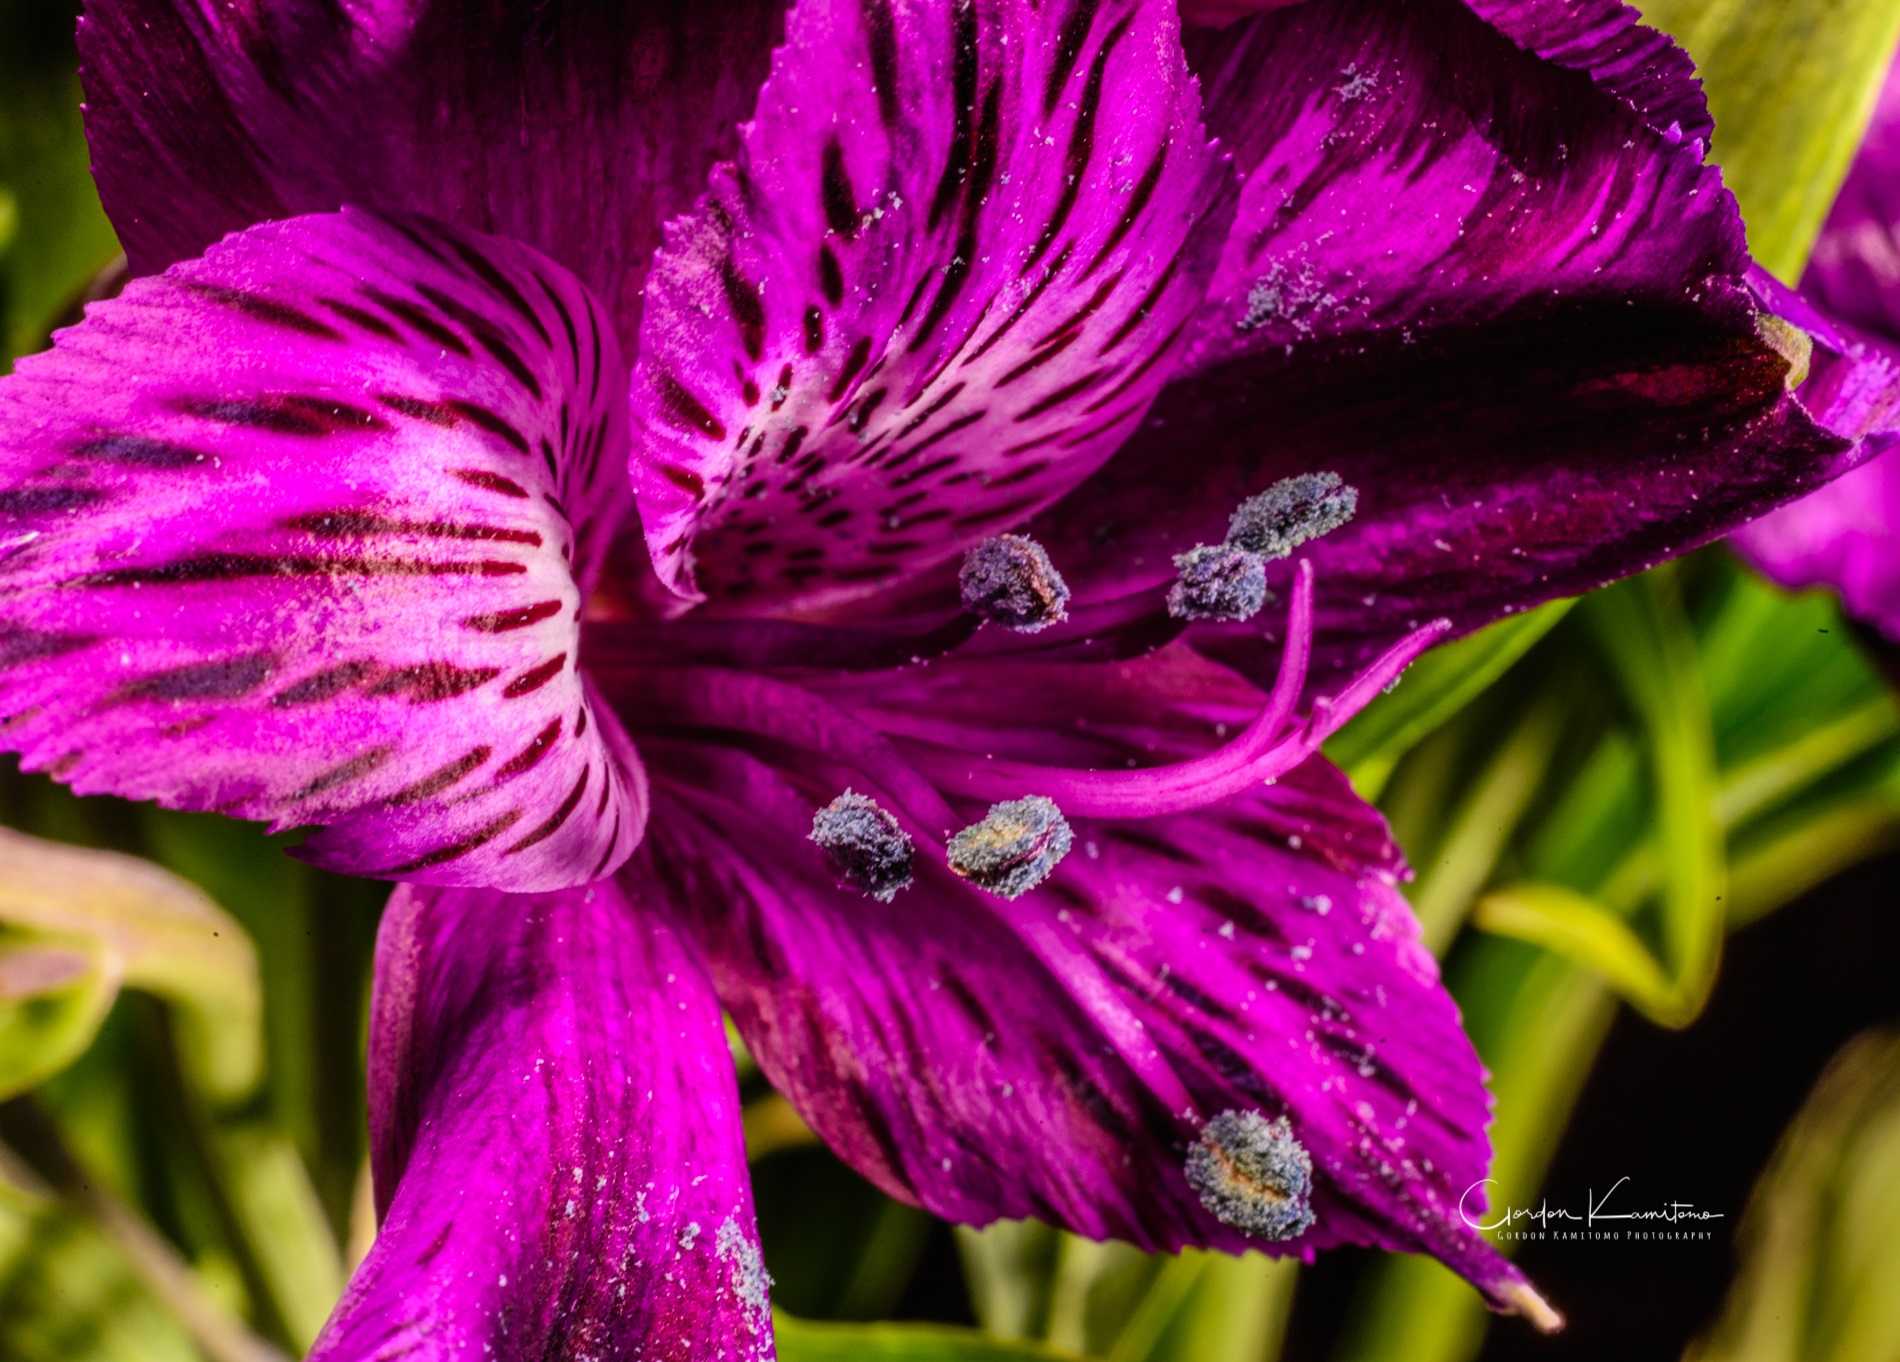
[0,209,642,890]
[629,0,1234,611]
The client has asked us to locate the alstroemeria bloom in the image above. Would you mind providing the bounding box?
[1733,58,1900,635]
[0,0,1888,1356]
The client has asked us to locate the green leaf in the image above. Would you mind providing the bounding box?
[1472,883,1680,1018]
[0,938,116,1100]
[0,829,261,1099]
[1405,694,1570,955]
[1687,1025,1900,1362]
[775,1314,1085,1361]
[1135,1251,1297,1362]
[0,1192,202,1362]
[1324,600,1573,799]
[217,1127,343,1350]
[1639,0,1900,282]
[1579,575,1726,1025]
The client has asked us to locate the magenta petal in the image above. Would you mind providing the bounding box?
[623,639,1527,1311]
[77,0,784,340]
[0,209,642,889]
[1458,0,1713,144]
[641,755,1528,1310]
[627,0,1233,610]
[313,882,770,1362]
[1022,0,1862,690]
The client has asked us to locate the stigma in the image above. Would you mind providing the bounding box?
[1168,543,1269,622]
[960,534,1071,632]
[1184,1109,1315,1241]
[947,795,1073,899]
[1226,473,1357,560]
[810,791,914,901]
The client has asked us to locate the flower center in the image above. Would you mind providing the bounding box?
[1185,1109,1315,1241]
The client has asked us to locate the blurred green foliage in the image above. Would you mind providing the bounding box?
[1642,0,1900,282]
[1687,1026,1900,1362]
[0,0,119,367]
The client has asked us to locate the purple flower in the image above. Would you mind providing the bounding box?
[0,0,1883,1354]
[1733,57,1900,636]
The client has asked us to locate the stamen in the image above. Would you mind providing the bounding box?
[810,790,914,901]
[902,562,1450,820]
[960,534,1071,632]
[1185,1109,1315,1241]
[1167,542,1268,622]
[946,795,1073,899]
[1225,472,1357,560]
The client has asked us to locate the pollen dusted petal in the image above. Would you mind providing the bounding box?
[628,0,1234,610]
[312,882,770,1362]
[77,0,785,342]
[1023,0,1894,693]
[0,209,642,890]
[632,646,1533,1308]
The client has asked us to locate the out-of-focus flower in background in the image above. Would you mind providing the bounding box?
[1735,55,1900,640]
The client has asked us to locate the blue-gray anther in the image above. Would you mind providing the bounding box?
[1226,472,1358,559]
[810,791,914,901]
[959,534,1071,632]
[1184,1110,1315,1241]
[1167,543,1269,622]
[947,795,1073,899]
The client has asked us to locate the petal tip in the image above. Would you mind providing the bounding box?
[1496,1277,1564,1334]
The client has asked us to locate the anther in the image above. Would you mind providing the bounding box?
[810,791,914,901]
[1226,472,1357,560]
[1167,543,1269,622]
[1185,1109,1315,1241]
[959,534,1071,632]
[946,795,1073,899]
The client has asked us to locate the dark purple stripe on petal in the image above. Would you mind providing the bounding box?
[504,769,590,853]
[387,746,492,804]
[182,282,340,339]
[383,809,523,873]
[76,434,206,468]
[503,655,568,699]
[295,746,394,800]
[495,719,562,781]
[448,468,529,498]
[364,663,502,703]
[115,653,275,704]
